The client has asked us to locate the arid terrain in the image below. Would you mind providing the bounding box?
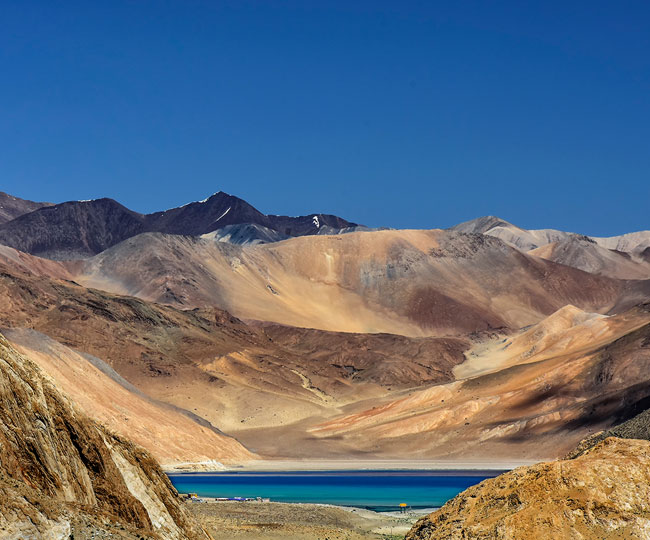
[189,501,421,540]
[406,437,650,540]
[1,192,650,468]
[1,190,650,537]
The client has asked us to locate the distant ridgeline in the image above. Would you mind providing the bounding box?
[0,190,371,258]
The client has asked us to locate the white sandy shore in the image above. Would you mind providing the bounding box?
[165,458,538,473]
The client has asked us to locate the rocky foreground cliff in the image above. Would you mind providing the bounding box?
[0,333,206,539]
[406,437,650,540]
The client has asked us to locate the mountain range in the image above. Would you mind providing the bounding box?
[0,191,363,259]
[1,188,650,536]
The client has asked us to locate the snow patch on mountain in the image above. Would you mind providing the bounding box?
[216,207,231,222]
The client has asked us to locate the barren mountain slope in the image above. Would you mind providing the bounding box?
[452,215,650,258]
[450,216,574,250]
[70,229,641,336]
[0,244,78,280]
[593,230,650,253]
[530,236,650,279]
[406,437,650,540]
[309,304,650,460]
[3,240,650,462]
[0,259,468,446]
[3,328,255,468]
[0,190,52,224]
[454,304,648,379]
[0,333,204,539]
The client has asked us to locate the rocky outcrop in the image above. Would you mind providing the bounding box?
[0,332,206,539]
[406,437,650,540]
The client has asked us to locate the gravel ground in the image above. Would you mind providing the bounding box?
[188,501,423,540]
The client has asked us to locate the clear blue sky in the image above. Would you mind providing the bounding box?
[1,1,648,235]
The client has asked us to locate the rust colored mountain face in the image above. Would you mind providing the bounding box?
[0,333,204,539]
[0,191,52,224]
[262,325,467,389]
[406,437,650,540]
[70,229,643,337]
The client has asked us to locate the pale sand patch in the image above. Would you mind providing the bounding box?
[203,459,533,473]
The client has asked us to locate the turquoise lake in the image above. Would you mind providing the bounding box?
[168,470,500,512]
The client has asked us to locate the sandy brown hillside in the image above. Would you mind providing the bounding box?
[3,328,255,469]
[0,258,468,452]
[68,229,648,336]
[2,236,650,464]
[309,304,650,460]
[0,333,204,539]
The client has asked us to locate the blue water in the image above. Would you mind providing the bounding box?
[168,470,500,512]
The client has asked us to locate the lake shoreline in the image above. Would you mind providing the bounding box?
[165,458,536,474]
[167,468,501,511]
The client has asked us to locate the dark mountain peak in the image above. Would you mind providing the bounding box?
[146,190,266,235]
[147,191,358,237]
[0,197,147,259]
[0,190,359,259]
[48,197,143,215]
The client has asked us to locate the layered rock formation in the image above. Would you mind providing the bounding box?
[0,333,205,539]
[406,437,650,540]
